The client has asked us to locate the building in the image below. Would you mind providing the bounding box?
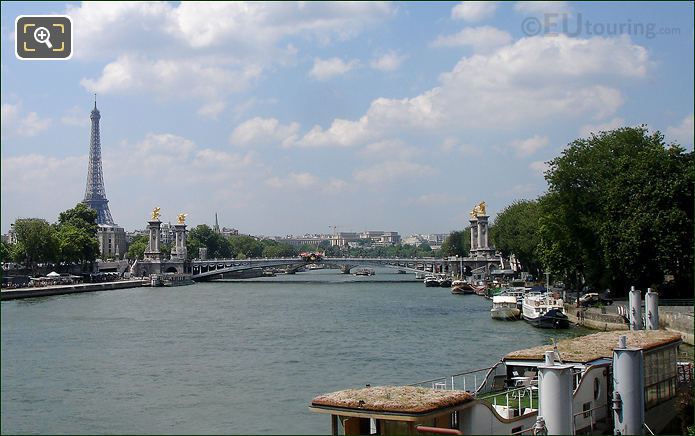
[96,225,127,259]
[359,231,401,246]
[82,98,126,259]
[279,235,326,247]
[220,227,239,237]
[2,223,17,244]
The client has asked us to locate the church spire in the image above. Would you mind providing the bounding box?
[214,212,220,234]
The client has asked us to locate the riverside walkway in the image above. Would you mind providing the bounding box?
[1,279,146,301]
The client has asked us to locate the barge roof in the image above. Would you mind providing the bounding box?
[504,330,682,363]
[310,386,473,415]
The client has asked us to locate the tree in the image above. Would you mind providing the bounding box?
[12,219,58,267]
[187,225,232,259]
[58,203,98,236]
[491,200,542,275]
[55,203,100,265]
[127,235,148,260]
[441,229,471,257]
[55,224,99,265]
[0,241,10,263]
[539,126,694,296]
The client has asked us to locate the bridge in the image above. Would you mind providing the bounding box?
[191,256,505,281]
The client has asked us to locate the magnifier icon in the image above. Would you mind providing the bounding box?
[33,26,52,49]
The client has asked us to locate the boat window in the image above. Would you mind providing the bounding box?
[593,377,601,400]
[643,346,678,409]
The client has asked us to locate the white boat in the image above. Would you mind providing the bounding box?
[490,295,520,320]
[424,275,440,287]
[522,292,569,328]
[310,330,687,435]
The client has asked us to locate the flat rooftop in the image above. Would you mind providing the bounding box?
[310,386,473,415]
[504,330,682,363]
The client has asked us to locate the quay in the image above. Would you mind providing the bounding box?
[0,279,146,301]
[564,302,694,345]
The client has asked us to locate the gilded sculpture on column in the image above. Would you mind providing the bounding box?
[177,213,187,225]
[151,207,161,221]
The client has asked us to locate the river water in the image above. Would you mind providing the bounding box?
[2,270,589,434]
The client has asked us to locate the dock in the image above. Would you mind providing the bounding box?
[1,279,147,301]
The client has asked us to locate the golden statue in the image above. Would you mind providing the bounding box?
[470,201,487,218]
[177,213,187,224]
[151,207,161,221]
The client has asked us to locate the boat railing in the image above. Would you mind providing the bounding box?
[408,365,496,394]
[477,385,538,418]
[572,402,608,434]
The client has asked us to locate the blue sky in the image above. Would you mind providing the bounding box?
[1,1,693,235]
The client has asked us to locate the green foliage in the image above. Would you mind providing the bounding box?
[538,126,693,295]
[55,203,100,264]
[491,200,542,275]
[55,224,99,264]
[228,235,262,258]
[441,229,471,257]
[127,235,148,260]
[261,240,297,258]
[12,219,58,267]
[58,203,98,236]
[186,225,232,259]
[0,241,11,263]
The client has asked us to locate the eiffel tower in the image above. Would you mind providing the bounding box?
[83,96,114,225]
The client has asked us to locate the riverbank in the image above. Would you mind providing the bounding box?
[564,303,694,345]
[0,279,146,301]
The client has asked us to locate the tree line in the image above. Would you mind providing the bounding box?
[442,126,693,297]
[1,203,100,269]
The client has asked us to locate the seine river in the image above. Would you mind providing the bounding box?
[2,269,589,434]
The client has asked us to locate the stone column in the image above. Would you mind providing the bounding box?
[144,220,162,260]
[469,218,478,255]
[477,215,489,251]
[173,224,187,260]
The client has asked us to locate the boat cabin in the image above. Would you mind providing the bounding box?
[310,386,473,435]
[310,331,687,435]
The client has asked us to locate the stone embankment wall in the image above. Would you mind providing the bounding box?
[1,280,146,301]
[564,303,694,345]
[659,307,694,346]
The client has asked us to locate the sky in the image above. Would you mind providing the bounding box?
[1,1,693,236]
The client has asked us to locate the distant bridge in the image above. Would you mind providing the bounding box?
[191,256,504,281]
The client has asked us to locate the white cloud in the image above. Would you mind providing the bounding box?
[510,135,549,156]
[529,160,549,176]
[81,55,261,115]
[353,161,433,184]
[229,117,300,147]
[451,2,497,22]
[406,193,465,206]
[197,101,227,119]
[666,113,694,147]
[299,116,372,148]
[265,172,348,194]
[514,1,570,14]
[1,154,86,195]
[370,51,407,72]
[1,103,51,138]
[432,26,512,53]
[299,35,647,150]
[579,117,625,137]
[358,139,421,160]
[60,106,90,127]
[309,57,359,80]
[71,2,394,113]
[68,2,394,59]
